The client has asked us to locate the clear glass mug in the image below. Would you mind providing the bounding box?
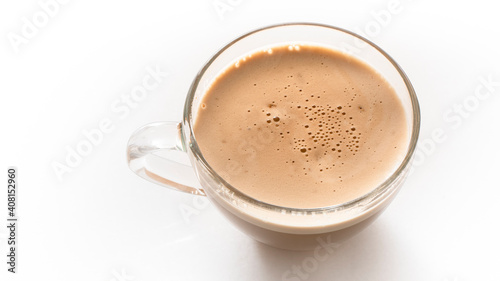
[127,23,420,251]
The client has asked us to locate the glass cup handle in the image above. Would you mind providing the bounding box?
[126,122,205,196]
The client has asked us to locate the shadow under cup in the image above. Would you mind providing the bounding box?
[128,23,420,251]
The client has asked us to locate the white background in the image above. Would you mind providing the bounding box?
[1,0,500,280]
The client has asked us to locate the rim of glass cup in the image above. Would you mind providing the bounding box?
[183,22,420,213]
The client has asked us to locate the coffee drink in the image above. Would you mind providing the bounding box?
[194,44,408,209]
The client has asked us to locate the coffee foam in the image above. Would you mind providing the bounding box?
[194,44,408,208]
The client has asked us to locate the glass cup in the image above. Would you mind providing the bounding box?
[126,23,420,251]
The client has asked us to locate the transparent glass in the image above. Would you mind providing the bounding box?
[127,23,420,250]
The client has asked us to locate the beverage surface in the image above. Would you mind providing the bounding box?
[194,45,408,208]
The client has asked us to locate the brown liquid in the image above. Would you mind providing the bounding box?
[194,45,408,209]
